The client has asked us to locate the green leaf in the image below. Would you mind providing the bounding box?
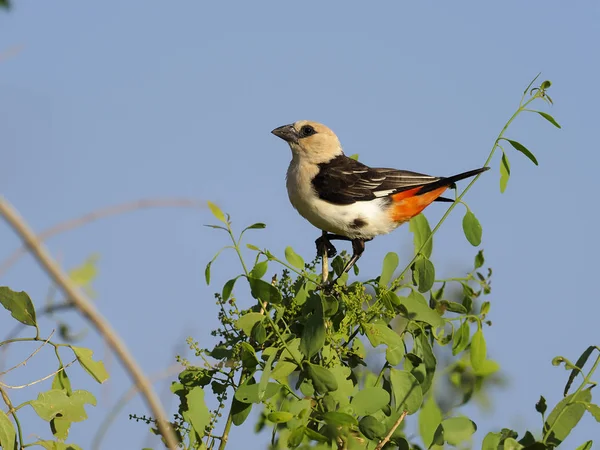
[267,412,294,423]
[235,312,264,336]
[440,300,467,314]
[419,395,442,448]
[30,389,96,422]
[222,276,240,301]
[250,260,268,279]
[251,321,267,344]
[231,398,252,426]
[380,252,399,287]
[246,243,260,251]
[30,442,83,450]
[584,403,600,421]
[305,363,338,394]
[413,255,435,293]
[462,210,482,246]
[482,432,502,450]
[287,426,305,448]
[243,222,266,231]
[285,246,305,270]
[300,301,325,359]
[575,441,594,450]
[204,260,212,285]
[321,295,339,317]
[363,322,404,365]
[186,386,210,437]
[565,346,595,396]
[506,139,539,165]
[348,153,359,160]
[475,359,500,376]
[258,349,278,400]
[500,151,511,193]
[0,286,37,327]
[503,437,524,449]
[234,382,281,403]
[359,415,386,440]
[397,291,444,328]
[304,427,328,443]
[248,277,282,304]
[240,343,259,370]
[323,411,358,427]
[481,301,491,316]
[52,368,73,395]
[0,410,16,450]
[413,332,436,395]
[207,201,227,223]
[544,387,592,446]
[534,111,561,128]
[71,346,109,384]
[69,254,99,288]
[51,415,71,440]
[350,387,390,416]
[389,369,423,414]
[475,250,485,269]
[409,214,433,258]
[437,417,477,446]
[470,329,487,373]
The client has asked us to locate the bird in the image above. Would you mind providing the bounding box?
[271,120,489,281]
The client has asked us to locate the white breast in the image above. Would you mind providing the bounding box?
[285,159,399,240]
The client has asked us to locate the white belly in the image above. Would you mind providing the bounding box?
[286,162,399,240]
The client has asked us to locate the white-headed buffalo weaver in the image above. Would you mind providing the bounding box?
[271,120,489,279]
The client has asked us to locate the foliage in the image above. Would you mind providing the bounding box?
[0,283,108,450]
[1,77,596,450]
[126,78,595,449]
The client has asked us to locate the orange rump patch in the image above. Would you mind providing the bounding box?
[389,186,448,223]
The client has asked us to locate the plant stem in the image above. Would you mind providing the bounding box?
[217,370,243,450]
[387,92,540,293]
[542,352,600,443]
[0,198,179,450]
[229,226,303,367]
[375,410,408,450]
[0,386,24,449]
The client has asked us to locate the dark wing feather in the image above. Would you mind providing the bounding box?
[312,155,440,205]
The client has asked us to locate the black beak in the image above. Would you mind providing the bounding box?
[271,124,299,144]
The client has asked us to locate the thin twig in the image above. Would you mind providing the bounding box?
[321,231,328,284]
[0,330,55,376]
[0,197,179,450]
[0,197,205,277]
[0,386,24,449]
[0,358,76,389]
[374,410,408,450]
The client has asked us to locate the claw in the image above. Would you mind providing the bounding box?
[315,234,337,258]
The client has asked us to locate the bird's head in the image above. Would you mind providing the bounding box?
[271,120,343,164]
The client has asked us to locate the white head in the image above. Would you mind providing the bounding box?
[271,120,343,164]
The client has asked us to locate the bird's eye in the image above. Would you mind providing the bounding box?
[300,125,316,137]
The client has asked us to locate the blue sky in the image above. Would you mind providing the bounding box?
[1,1,599,448]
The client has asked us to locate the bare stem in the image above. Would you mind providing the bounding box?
[374,410,408,450]
[0,197,179,450]
[321,231,329,284]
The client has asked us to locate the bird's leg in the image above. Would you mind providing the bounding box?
[315,232,337,258]
[315,233,352,259]
[340,238,366,275]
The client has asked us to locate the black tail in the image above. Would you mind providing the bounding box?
[420,167,489,195]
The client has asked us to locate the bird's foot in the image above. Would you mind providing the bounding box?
[315,234,337,258]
